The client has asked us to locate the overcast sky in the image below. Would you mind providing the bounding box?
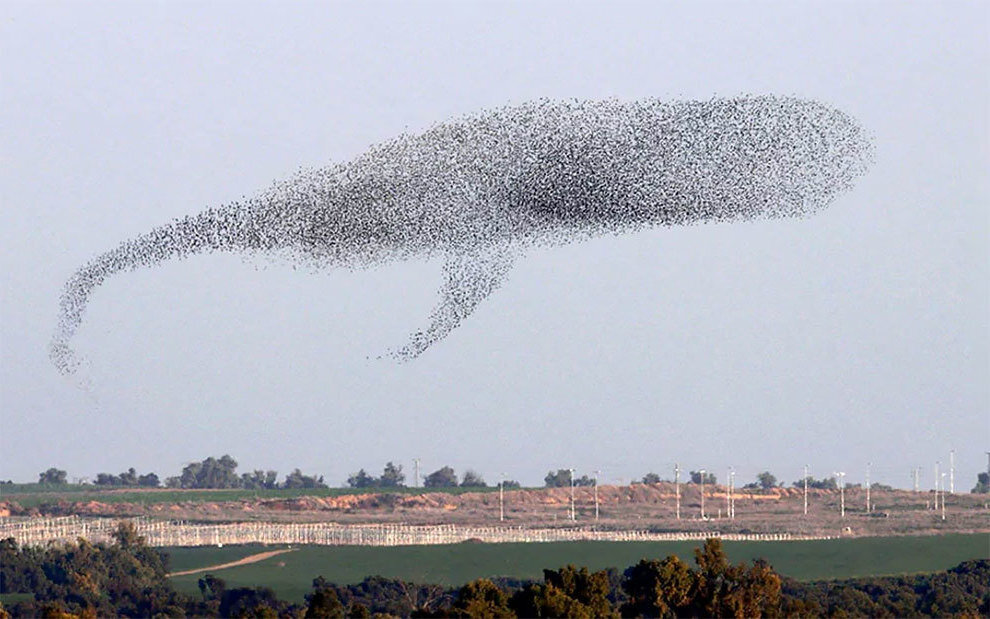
[1,1,987,489]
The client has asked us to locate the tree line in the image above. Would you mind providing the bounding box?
[1,526,987,618]
[29,463,990,494]
[34,456,327,490]
[33,459,522,492]
[345,463,522,490]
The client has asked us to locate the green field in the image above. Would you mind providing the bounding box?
[166,534,990,603]
[0,484,505,509]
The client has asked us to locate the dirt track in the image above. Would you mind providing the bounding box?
[168,548,298,577]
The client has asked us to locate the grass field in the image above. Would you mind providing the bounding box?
[166,533,990,603]
[0,484,505,509]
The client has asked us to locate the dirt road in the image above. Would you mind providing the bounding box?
[168,547,298,577]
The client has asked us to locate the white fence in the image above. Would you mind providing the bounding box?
[0,516,833,548]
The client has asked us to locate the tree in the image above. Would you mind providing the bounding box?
[510,565,618,618]
[118,467,139,486]
[306,577,345,618]
[460,470,487,487]
[0,521,183,617]
[95,472,122,486]
[687,537,783,618]
[242,470,278,490]
[37,468,67,485]
[972,472,989,494]
[502,479,521,489]
[179,455,241,489]
[453,579,514,618]
[424,466,458,488]
[379,462,405,488]
[690,471,716,485]
[138,472,160,487]
[219,586,282,618]
[283,469,328,489]
[793,476,838,490]
[757,471,777,490]
[544,469,572,488]
[347,469,377,488]
[92,468,154,487]
[199,574,227,602]
[734,558,782,617]
[691,537,732,616]
[622,555,693,617]
[641,472,662,484]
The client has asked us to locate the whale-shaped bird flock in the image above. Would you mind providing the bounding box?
[52,96,873,374]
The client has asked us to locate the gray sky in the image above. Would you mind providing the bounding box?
[1,1,987,489]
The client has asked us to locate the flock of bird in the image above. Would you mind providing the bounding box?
[52,95,873,374]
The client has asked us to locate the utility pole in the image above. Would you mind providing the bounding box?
[729,469,736,519]
[913,467,920,493]
[935,461,940,511]
[569,468,576,522]
[675,464,681,520]
[836,472,846,518]
[866,462,871,513]
[499,473,506,522]
[413,458,421,488]
[594,470,601,522]
[940,473,947,520]
[803,464,809,516]
[949,450,954,494]
[725,468,732,518]
[700,469,707,520]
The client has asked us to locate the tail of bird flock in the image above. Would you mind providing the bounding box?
[50,209,239,375]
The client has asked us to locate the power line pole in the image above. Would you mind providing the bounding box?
[803,464,809,516]
[949,450,954,494]
[413,458,420,488]
[934,461,940,511]
[499,473,506,522]
[569,468,576,522]
[866,462,871,513]
[675,463,681,520]
[594,470,601,522]
[700,469,707,520]
[835,472,846,518]
[725,468,730,519]
[729,469,736,519]
[940,473,947,520]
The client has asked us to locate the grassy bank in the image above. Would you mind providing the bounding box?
[0,484,506,509]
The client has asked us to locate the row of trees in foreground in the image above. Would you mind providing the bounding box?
[1,524,987,617]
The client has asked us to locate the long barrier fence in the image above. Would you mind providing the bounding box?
[0,516,835,548]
